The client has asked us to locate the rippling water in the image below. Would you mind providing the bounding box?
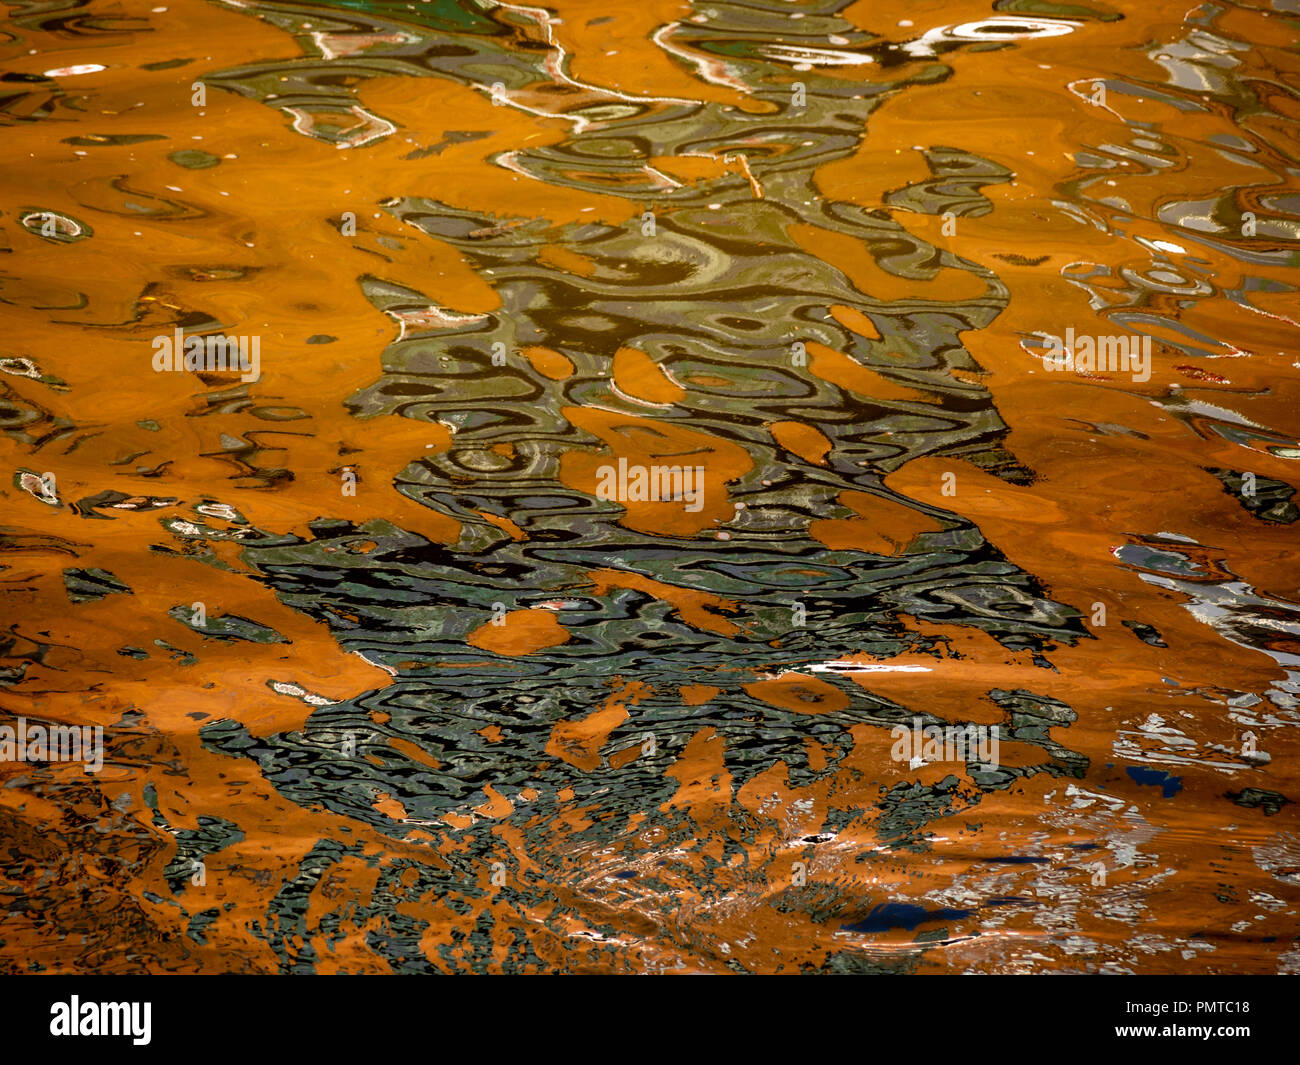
[2,0,1299,974]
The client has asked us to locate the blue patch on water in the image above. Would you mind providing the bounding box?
[980,855,1048,864]
[1126,765,1183,797]
[842,902,972,934]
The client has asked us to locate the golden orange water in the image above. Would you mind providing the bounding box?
[1,0,1298,973]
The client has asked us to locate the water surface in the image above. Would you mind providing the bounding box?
[2,0,1299,973]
